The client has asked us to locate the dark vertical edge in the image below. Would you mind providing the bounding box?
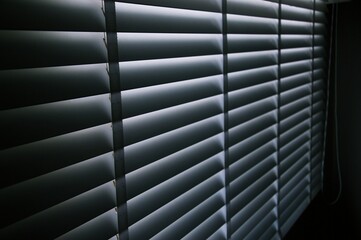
[321,3,335,194]
[222,0,231,239]
[276,0,282,237]
[332,2,341,205]
[104,1,129,239]
[310,0,316,200]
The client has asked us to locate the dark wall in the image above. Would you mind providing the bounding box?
[337,0,361,237]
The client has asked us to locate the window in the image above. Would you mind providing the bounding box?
[0,0,328,239]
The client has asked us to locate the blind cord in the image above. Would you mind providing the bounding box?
[322,3,342,206]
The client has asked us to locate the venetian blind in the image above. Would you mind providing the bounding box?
[0,0,328,239]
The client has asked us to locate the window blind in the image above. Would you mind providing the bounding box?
[279,1,314,235]
[0,0,118,239]
[227,1,279,239]
[0,0,328,239]
[311,0,328,200]
[278,0,327,236]
[116,1,227,239]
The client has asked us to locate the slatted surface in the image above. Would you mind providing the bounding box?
[0,0,118,239]
[279,1,314,236]
[311,0,328,200]
[0,0,329,239]
[116,1,227,239]
[227,1,280,240]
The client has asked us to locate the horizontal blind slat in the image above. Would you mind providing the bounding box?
[122,74,223,118]
[281,0,313,10]
[124,115,224,173]
[118,33,222,61]
[229,127,277,165]
[229,96,277,128]
[259,222,279,240]
[280,155,309,188]
[280,108,310,133]
[281,5,313,22]
[120,55,223,90]
[232,199,277,240]
[244,209,278,240]
[280,71,312,91]
[230,184,277,232]
[228,15,278,34]
[230,140,277,180]
[0,64,109,110]
[0,182,116,239]
[281,20,313,34]
[228,65,278,91]
[280,175,309,211]
[123,95,223,145]
[0,31,107,70]
[208,224,228,240]
[280,95,311,119]
[228,51,278,72]
[280,142,309,174]
[152,193,225,240]
[184,209,227,240]
[227,0,278,19]
[281,35,313,48]
[280,131,310,160]
[119,0,222,12]
[280,120,311,145]
[127,153,224,224]
[229,81,278,110]
[0,95,111,150]
[230,170,277,216]
[230,155,277,200]
[228,35,278,53]
[128,172,225,239]
[126,134,223,199]
[0,124,113,189]
[116,2,222,33]
[281,47,313,63]
[229,112,277,146]
[280,192,309,235]
[0,0,105,31]
[56,209,118,240]
[0,152,114,228]
[281,60,312,78]
[281,84,311,105]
